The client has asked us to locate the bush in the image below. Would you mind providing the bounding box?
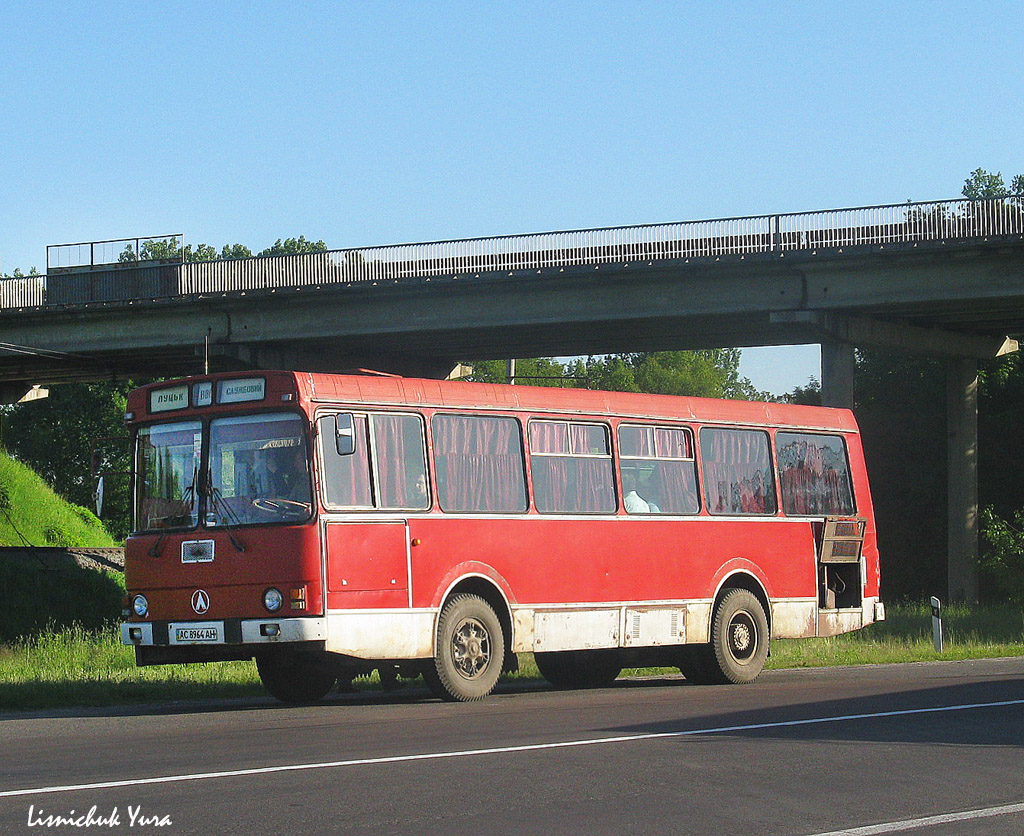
[0,559,125,643]
[979,506,1024,603]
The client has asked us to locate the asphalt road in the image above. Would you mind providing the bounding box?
[1,658,1022,836]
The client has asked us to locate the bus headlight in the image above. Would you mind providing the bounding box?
[263,588,284,613]
[132,594,149,617]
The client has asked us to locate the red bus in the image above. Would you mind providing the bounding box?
[121,371,883,702]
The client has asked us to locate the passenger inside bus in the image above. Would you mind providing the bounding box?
[622,470,660,513]
[409,472,428,507]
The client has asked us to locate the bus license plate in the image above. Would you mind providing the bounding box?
[172,624,223,644]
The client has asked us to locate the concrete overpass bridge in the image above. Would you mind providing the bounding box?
[2,196,1024,599]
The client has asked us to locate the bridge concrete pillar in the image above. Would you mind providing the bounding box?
[946,357,979,603]
[820,341,855,408]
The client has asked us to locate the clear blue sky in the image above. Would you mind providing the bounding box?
[2,1,1020,393]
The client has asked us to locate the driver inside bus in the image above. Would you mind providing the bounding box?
[265,445,311,502]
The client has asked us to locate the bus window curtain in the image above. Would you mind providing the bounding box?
[654,461,699,514]
[373,414,408,508]
[575,458,615,513]
[434,415,526,512]
[779,437,851,515]
[702,429,775,515]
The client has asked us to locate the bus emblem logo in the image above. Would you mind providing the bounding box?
[191,590,210,615]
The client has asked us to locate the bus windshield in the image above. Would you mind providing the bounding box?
[138,421,202,530]
[206,412,312,526]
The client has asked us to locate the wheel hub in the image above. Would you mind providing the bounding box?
[452,617,491,678]
[728,612,757,662]
[731,622,751,652]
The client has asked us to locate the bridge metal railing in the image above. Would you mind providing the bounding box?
[46,234,185,272]
[0,275,45,307]
[4,198,1023,309]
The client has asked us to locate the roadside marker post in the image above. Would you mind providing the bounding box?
[931,596,943,652]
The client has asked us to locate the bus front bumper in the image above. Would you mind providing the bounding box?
[121,616,328,647]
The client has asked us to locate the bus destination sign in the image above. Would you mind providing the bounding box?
[150,384,189,413]
[218,377,266,404]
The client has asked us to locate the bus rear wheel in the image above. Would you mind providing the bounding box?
[703,588,770,684]
[535,650,621,690]
[425,594,505,702]
[257,650,338,704]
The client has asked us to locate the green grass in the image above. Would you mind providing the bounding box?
[766,601,1024,668]
[0,627,264,710]
[1,603,1022,712]
[0,450,117,548]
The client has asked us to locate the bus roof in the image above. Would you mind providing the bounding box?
[303,372,858,433]
[129,370,858,433]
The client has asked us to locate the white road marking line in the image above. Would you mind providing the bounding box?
[1,697,1021,799]
[804,801,1024,836]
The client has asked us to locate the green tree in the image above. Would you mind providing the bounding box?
[961,168,1024,198]
[783,377,821,405]
[220,243,254,260]
[258,236,328,257]
[853,350,947,599]
[467,351,764,400]
[468,357,576,386]
[2,380,139,540]
[183,243,219,262]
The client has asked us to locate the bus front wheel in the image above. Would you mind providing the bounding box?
[257,650,337,704]
[425,594,505,702]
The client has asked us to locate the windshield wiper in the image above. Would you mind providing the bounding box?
[202,473,246,553]
[149,476,197,557]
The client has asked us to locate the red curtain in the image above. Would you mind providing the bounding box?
[373,415,408,508]
[433,415,526,512]
[778,436,851,515]
[702,429,775,514]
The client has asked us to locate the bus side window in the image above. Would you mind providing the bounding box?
[618,425,698,515]
[530,420,615,514]
[700,428,777,515]
[776,432,855,516]
[372,414,429,510]
[319,415,373,508]
[432,414,527,513]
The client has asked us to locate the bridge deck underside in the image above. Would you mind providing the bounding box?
[0,238,1022,388]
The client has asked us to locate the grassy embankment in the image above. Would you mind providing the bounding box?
[1,451,123,646]
[0,451,117,549]
[1,603,1022,712]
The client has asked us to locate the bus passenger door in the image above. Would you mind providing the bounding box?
[324,520,411,609]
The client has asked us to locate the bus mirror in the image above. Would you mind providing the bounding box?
[335,414,355,456]
[95,476,105,518]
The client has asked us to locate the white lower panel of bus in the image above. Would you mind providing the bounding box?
[317,594,875,661]
[325,609,435,659]
[518,602,709,652]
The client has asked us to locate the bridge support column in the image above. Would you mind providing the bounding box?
[947,357,979,603]
[820,341,855,408]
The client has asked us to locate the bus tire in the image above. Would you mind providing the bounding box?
[257,651,337,704]
[425,594,505,702]
[706,588,770,684]
[535,650,621,690]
